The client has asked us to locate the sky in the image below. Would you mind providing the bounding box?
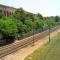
[0,0,60,16]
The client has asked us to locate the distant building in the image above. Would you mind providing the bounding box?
[0,4,16,16]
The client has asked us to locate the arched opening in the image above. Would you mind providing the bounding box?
[0,10,2,13]
[7,11,9,16]
[4,10,6,16]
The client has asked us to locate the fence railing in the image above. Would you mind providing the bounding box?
[0,25,59,58]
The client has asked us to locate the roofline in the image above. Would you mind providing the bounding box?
[0,4,16,9]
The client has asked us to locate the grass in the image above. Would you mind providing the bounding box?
[24,33,60,60]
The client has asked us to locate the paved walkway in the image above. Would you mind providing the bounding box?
[0,28,60,60]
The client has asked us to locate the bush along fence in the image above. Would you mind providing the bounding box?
[0,8,60,45]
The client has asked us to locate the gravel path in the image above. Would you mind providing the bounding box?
[0,28,60,60]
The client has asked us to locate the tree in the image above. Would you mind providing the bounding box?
[14,8,25,23]
[34,19,44,32]
[24,19,33,32]
[55,16,60,22]
[0,17,18,40]
[0,12,5,19]
[36,13,43,19]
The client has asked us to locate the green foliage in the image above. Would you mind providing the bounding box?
[0,17,18,37]
[14,8,25,23]
[0,8,60,41]
[0,12,5,19]
[36,13,43,19]
[34,19,44,31]
[17,21,27,33]
[55,16,60,22]
[24,19,33,31]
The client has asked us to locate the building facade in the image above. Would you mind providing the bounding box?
[0,4,16,16]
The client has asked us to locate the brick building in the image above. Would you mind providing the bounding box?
[0,4,16,16]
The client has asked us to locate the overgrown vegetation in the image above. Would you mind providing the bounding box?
[0,8,60,43]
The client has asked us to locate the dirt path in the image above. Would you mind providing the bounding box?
[0,28,60,60]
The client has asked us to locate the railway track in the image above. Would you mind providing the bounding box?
[0,25,60,58]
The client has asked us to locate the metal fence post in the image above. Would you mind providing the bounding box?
[32,22,34,46]
[49,25,50,42]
